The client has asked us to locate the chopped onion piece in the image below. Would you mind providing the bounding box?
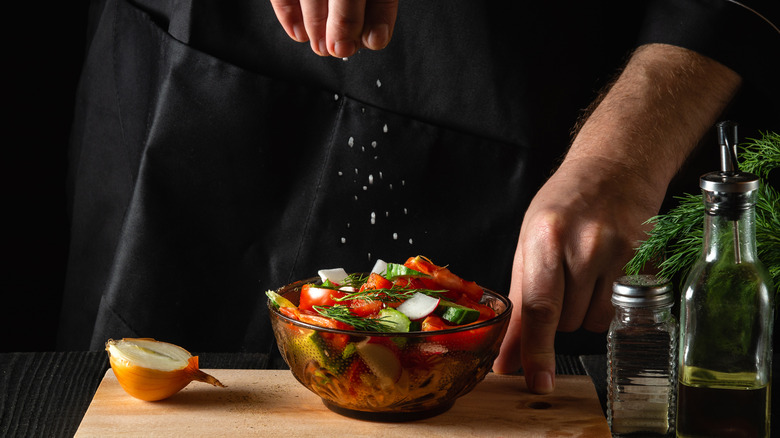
[318,268,349,284]
[396,292,440,320]
[371,259,388,275]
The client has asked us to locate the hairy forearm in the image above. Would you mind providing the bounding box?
[565,43,742,201]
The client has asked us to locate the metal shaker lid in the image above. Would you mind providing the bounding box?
[612,275,673,307]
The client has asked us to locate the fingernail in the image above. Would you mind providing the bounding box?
[366,24,390,49]
[311,38,329,56]
[292,24,307,42]
[333,40,357,58]
[531,371,554,394]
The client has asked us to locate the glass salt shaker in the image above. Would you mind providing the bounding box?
[608,275,678,437]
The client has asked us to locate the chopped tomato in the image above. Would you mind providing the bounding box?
[404,256,483,302]
[298,311,352,349]
[279,306,301,320]
[349,299,383,317]
[299,284,347,312]
[392,276,425,289]
[421,315,448,331]
[353,273,393,314]
[393,275,456,299]
[421,314,493,350]
[298,311,353,330]
[359,272,393,292]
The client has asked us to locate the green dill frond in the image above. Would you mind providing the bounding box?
[333,287,445,303]
[312,305,392,331]
[626,131,780,297]
[624,193,704,280]
[340,273,369,288]
[739,132,780,180]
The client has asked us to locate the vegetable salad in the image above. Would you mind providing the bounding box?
[266,256,496,334]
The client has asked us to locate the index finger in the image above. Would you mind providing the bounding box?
[519,230,565,394]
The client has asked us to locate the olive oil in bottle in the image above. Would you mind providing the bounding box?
[677,373,769,437]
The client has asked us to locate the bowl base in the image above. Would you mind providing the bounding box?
[322,399,455,422]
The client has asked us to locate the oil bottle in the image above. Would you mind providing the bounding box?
[676,121,774,437]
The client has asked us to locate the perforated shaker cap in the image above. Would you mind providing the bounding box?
[612,275,673,308]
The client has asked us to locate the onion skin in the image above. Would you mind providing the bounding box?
[106,339,225,401]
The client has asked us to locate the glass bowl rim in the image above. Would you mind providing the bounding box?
[268,276,513,337]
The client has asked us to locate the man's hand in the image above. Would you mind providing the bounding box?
[492,44,741,393]
[269,0,399,57]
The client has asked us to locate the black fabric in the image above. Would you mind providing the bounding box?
[638,0,780,96]
[59,0,780,353]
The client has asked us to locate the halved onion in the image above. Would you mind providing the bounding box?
[105,338,225,401]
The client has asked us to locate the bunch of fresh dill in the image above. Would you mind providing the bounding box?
[625,131,780,298]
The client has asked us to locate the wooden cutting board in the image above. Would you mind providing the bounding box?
[76,369,609,437]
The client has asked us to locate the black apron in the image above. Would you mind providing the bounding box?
[59,0,779,354]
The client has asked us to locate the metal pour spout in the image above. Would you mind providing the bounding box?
[717,121,739,175]
[716,120,742,263]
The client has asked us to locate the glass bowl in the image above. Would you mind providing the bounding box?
[267,277,512,421]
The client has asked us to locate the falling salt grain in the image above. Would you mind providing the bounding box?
[383,124,388,133]
[363,186,368,191]
[354,195,358,201]
[342,57,348,61]
[370,212,376,224]
[334,94,339,101]
[354,168,359,175]
[379,171,383,179]
[368,175,374,184]
[371,141,377,148]
[347,222,351,228]
[376,79,382,87]
[341,237,346,244]
[389,184,394,190]
[385,211,389,217]
[393,233,398,240]
[338,171,343,176]
[361,146,365,152]
[404,208,408,215]
[348,137,354,147]
[401,180,406,186]
[409,238,414,244]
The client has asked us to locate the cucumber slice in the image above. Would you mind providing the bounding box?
[384,263,428,281]
[435,300,480,325]
[378,308,411,332]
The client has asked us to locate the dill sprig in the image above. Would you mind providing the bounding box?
[339,272,369,289]
[333,287,446,303]
[625,131,780,297]
[312,305,393,331]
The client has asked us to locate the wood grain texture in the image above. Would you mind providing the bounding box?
[76,369,609,437]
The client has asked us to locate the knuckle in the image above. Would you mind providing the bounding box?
[523,297,561,326]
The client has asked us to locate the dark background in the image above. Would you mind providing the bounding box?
[2,3,90,351]
[2,2,776,353]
